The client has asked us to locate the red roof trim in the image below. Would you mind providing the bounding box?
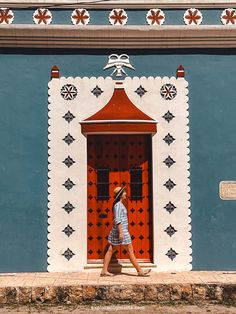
[81,122,157,134]
[84,86,154,122]
[81,82,157,134]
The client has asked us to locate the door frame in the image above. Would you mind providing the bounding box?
[86,133,154,264]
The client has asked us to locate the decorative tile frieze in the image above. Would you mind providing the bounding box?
[33,8,52,25]
[71,9,90,25]
[3,8,236,27]
[0,8,14,24]
[109,9,128,26]
[183,8,203,25]
[146,9,165,25]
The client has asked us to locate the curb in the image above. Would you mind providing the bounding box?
[0,283,236,305]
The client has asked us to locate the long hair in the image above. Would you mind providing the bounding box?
[112,194,122,208]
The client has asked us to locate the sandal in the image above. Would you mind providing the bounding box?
[100,271,114,277]
[137,269,151,277]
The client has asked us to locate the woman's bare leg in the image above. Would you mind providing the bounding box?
[126,243,142,273]
[101,244,115,274]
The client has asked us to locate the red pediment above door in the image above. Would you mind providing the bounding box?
[80,81,157,134]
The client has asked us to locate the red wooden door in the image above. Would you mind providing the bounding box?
[87,134,153,263]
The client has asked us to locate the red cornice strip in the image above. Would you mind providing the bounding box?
[81,122,157,134]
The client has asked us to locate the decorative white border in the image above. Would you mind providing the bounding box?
[48,72,191,272]
[47,76,114,271]
[124,76,191,271]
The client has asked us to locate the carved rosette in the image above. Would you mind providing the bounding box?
[0,8,14,24]
[109,9,128,26]
[146,9,165,26]
[71,9,90,25]
[183,8,203,25]
[33,8,52,25]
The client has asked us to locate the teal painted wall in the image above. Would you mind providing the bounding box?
[0,49,236,272]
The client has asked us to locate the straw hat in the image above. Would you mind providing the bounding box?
[113,186,125,200]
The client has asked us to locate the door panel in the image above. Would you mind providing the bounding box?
[87,135,153,263]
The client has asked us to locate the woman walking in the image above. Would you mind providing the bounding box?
[100,186,151,277]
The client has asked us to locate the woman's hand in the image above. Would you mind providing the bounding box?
[119,232,124,242]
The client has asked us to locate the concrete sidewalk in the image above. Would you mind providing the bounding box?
[0,271,235,305]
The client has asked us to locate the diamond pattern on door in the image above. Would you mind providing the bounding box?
[87,135,153,263]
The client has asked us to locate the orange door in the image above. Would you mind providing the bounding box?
[87,134,153,263]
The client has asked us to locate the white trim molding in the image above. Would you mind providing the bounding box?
[1,25,236,48]
[2,0,236,9]
[47,69,191,272]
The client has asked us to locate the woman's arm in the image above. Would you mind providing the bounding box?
[117,223,124,242]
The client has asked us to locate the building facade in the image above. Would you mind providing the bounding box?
[0,0,236,272]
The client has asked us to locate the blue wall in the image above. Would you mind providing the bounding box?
[0,49,236,271]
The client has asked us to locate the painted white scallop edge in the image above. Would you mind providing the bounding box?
[47,76,114,272]
[124,76,192,271]
[47,75,191,272]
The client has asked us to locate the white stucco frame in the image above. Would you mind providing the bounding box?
[47,72,191,272]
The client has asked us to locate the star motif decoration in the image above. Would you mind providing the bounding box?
[62,248,75,261]
[160,84,177,100]
[0,8,14,24]
[221,8,236,25]
[61,84,78,100]
[146,9,165,25]
[33,8,52,25]
[183,8,203,25]
[71,9,90,25]
[135,85,147,97]
[109,9,128,26]
[166,248,178,261]
[91,85,104,97]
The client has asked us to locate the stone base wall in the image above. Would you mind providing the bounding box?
[0,284,236,305]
